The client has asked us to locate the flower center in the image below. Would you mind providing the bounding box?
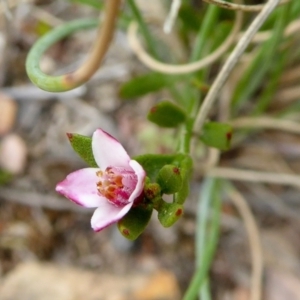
[96,167,137,207]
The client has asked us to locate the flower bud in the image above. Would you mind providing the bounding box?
[157,165,182,194]
[158,202,184,227]
[144,182,161,200]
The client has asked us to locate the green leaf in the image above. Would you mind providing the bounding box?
[117,205,153,240]
[119,72,170,99]
[67,133,97,167]
[134,154,192,204]
[134,153,186,182]
[200,122,233,150]
[157,202,184,227]
[157,164,183,194]
[147,101,187,128]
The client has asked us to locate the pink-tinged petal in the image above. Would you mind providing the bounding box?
[91,201,133,232]
[56,168,106,208]
[128,160,146,203]
[92,129,130,169]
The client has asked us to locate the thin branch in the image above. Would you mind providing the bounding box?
[65,0,121,88]
[192,0,281,147]
[203,0,290,12]
[208,167,300,188]
[229,187,263,300]
[127,6,243,74]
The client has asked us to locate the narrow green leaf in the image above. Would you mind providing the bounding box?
[147,101,187,128]
[119,73,170,99]
[117,206,153,240]
[183,178,221,300]
[200,122,233,150]
[231,4,291,112]
[67,133,97,167]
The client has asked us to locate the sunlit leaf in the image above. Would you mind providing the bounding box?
[67,133,97,167]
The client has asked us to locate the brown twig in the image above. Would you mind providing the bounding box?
[64,0,121,88]
[203,0,289,12]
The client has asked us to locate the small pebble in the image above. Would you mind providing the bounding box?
[0,134,27,174]
[0,93,18,136]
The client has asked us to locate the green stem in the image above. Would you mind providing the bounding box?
[127,0,158,58]
[26,19,98,92]
[191,4,220,62]
[183,178,221,300]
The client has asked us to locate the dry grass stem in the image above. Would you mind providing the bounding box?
[242,18,300,43]
[273,86,300,105]
[127,6,243,74]
[203,0,290,12]
[229,188,263,300]
[231,117,300,135]
[163,0,181,34]
[192,0,281,151]
[201,148,221,173]
[208,167,300,188]
[68,0,121,86]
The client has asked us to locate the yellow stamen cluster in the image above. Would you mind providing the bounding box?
[96,168,123,200]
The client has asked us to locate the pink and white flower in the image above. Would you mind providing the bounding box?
[56,129,146,232]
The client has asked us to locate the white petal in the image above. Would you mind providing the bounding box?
[92,129,130,169]
[128,160,146,203]
[91,202,133,232]
[56,168,106,208]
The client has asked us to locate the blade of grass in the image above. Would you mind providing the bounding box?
[191,4,220,62]
[127,0,187,106]
[183,178,222,300]
[252,1,292,114]
[231,4,291,112]
[127,0,158,58]
[200,279,212,300]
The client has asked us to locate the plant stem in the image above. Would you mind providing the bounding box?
[127,0,158,58]
[192,0,281,149]
[26,0,121,92]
